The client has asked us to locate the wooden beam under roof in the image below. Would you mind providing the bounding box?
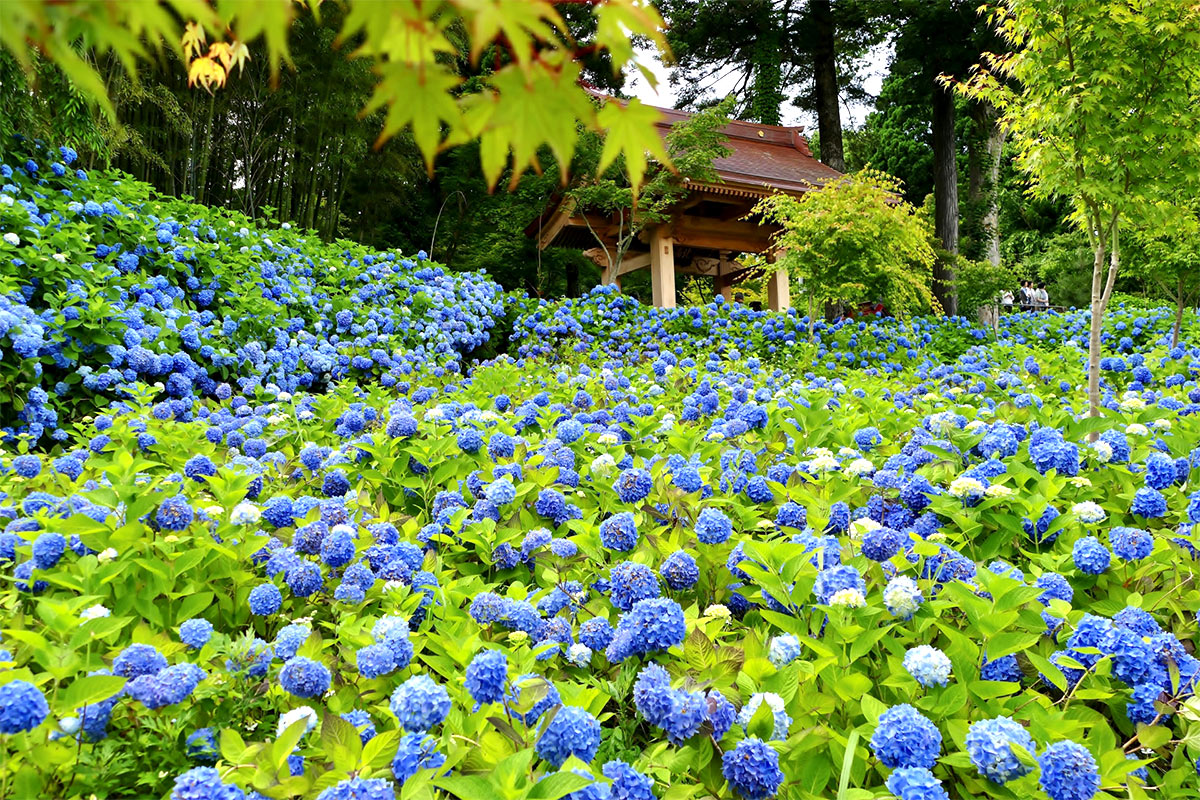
[535,198,575,250]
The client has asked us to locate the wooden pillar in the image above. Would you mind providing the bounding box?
[649,227,676,308]
[767,268,790,311]
[714,251,734,302]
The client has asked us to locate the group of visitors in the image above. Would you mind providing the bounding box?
[1000,281,1050,312]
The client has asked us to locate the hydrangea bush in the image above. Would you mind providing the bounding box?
[3,141,1200,800]
[0,139,506,443]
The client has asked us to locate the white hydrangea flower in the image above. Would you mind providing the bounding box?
[1150,419,1171,430]
[230,502,261,525]
[97,548,119,562]
[964,419,987,432]
[809,453,839,472]
[3,232,19,245]
[883,576,923,619]
[566,644,592,668]
[1125,422,1149,435]
[1068,476,1093,488]
[1072,501,1106,524]
[590,454,616,475]
[845,458,875,477]
[829,588,867,608]
[704,604,731,621]
[948,476,986,499]
[277,706,318,736]
[80,604,111,621]
[1091,441,1113,463]
[984,484,1013,498]
[597,432,619,445]
[849,517,881,539]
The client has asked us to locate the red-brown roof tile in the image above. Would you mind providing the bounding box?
[650,105,844,196]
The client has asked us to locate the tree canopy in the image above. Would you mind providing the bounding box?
[959,0,1200,416]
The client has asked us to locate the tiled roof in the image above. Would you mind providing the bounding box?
[650,106,844,196]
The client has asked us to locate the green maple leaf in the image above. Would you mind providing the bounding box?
[597,98,670,196]
[366,63,463,170]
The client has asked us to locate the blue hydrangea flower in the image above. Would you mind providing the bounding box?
[113,643,167,678]
[707,689,736,740]
[695,507,733,544]
[885,767,949,800]
[767,635,802,668]
[356,644,396,679]
[965,717,1036,784]
[465,649,508,707]
[579,617,615,651]
[721,737,784,800]
[536,705,601,768]
[609,561,660,611]
[0,679,49,733]
[279,657,331,698]
[31,532,65,568]
[390,675,451,732]
[614,468,653,504]
[605,598,685,662]
[156,495,194,531]
[861,526,902,562]
[660,550,699,590]
[12,454,41,479]
[602,760,655,800]
[869,704,941,769]
[169,767,245,800]
[315,778,395,800]
[286,562,323,597]
[814,565,864,604]
[1130,488,1166,519]
[179,618,214,649]
[599,512,639,552]
[392,731,446,784]
[1037,741,1099,800]
[1072,536,1111,575]
[248,582,283,616]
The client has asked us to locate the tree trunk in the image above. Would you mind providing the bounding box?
[965,103,1004,266]
[194,92,216,205]
[811,0,845,171]
[932,83,959,316]
[1173,278,1184,349]
[1087,212,1121,423]
[749,4,784,126]
[565,261,580,298]
[1087,238,1106,420]
[981,114,1005,267]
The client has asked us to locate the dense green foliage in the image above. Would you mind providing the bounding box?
[4,134,1200,800]
[4,4,1200,796]
[754,170,937,323]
